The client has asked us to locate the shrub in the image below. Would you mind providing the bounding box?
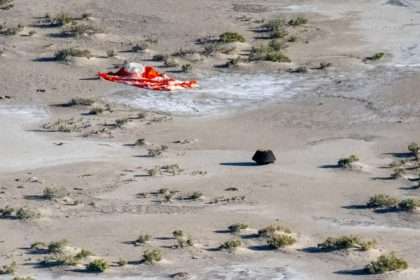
[390,167,405,179]
[66,97,95,106]
[62,23,101,37]
[249,45,290,63]
[228,223,248,233]
[0,0,14,10]
[288,17,308,26]
[143,249,162,264]
[219,32,245,43]
[258,224,291,238]
[117,258,127,266]
[54,48,91,61]
[106,50,116,57]
[30,242,47,252]
[367,194,398,208]
[364,52,385,62]
[189,192,203,200]
[47,240,68,254]
[163,57,179,67]
[408,142,420,160]
[74,249,93,261]
[317,236,376,251]
[219,239,241,251]
[0,206,14,218]
[175,235,193,248]
[0,261,16,274]
[86,259,108,273]
[267,234,296,249]
[181,64,192,73]
[15,208,40,220]
[134,234,151,246]
[42,187,67,200]
[12,277,35,280]
[152,54,168,61]
[47,13,74,27]
[131,42,149,52]
[365,253,408,274]
[398,198,420,212]
[0,24,23,36]
[337,154,359,168]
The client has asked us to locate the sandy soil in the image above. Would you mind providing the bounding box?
[2,0,420,279]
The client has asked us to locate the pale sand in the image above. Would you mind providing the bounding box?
[2,0,420,279]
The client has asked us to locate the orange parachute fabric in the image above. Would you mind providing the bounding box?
[98,63,198,91]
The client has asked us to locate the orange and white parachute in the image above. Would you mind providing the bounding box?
[98,63,198,91]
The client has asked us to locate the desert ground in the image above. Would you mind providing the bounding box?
[2,0,420,279]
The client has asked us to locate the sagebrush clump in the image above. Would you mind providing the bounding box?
[228,223,248,233]
[337,154,359,168]
[317,236,376,251]
[365,253,408,274]
[143,249,162,264]
[86,259,108,273]
[0,261,16,275]
[54,48,91,61]
[219,239,242,252]
[267,234,296,249]
[219,32,246,43]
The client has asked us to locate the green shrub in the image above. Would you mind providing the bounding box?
[228,223,248,233]
[116,258,127,266]
[0,261,16,274]
[390,167,405,179]
[0,0,14,10]
[190,192,203,200]
[86,259,108,273]
[181,64,192,73]
[249,45,290,62]
[364,52,385,62]
[288,17,308,26]
[0,23,23,36]
[143,249,162,264]
[134,234,151,246]
[337,154,359,168]
[152,54,168,61]
[258,224,291,238]
[74,249,93,261]
[219,32,245,43]
[0,206,14,218]
[47,240,69,254]
[367,194,398,208]
[15,208,40,220]
[267,234,296,248]
[42,187,67,200]
[317,236,376,251]
[365,253,408,274]
[398,198,420,212]
[12,277,35,280]
[175,235,193,248]
[219,239,242,251]
[54,48,91,61]
[48,13,74,26]
[408,142,420,160]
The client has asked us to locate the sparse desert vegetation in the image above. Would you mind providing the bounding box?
[337,154,359,168]
[365,253,408,274]
[143,249,162,264]
[317,236,376,252]
[1,1,420,279]
[54,48,91,61]
[219,239,242,252]
[86,259,108,273]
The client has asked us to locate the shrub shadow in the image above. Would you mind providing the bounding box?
[220,162,257,167]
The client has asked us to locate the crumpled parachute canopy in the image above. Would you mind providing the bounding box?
[98,62,198,91]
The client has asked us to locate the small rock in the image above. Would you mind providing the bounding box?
[252,150,276,165]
